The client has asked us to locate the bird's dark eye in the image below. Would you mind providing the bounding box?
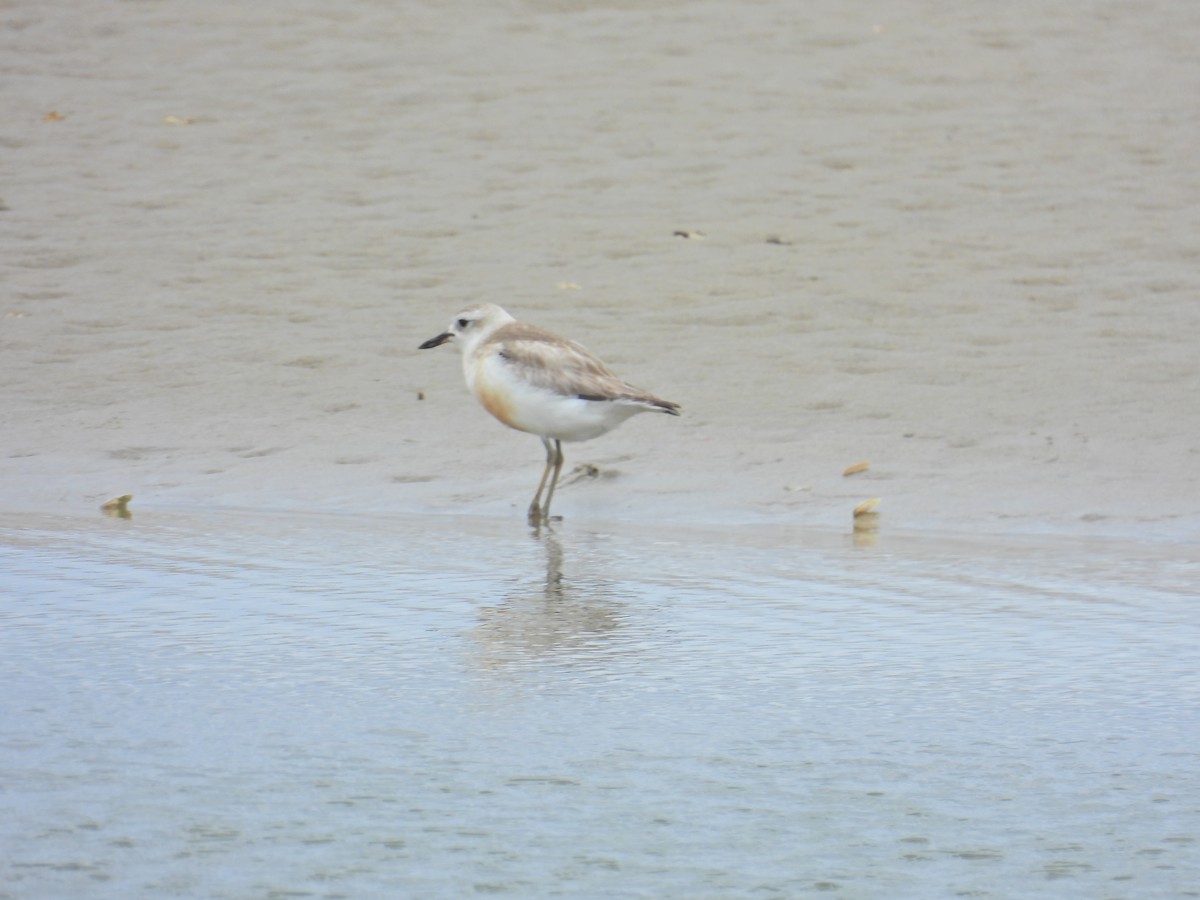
[456,318,469,329]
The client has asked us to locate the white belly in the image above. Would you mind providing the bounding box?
[467,353,646,442]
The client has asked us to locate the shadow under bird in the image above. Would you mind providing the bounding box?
[420,303,680,524]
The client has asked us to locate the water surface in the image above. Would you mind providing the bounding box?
[3,510,1197,898]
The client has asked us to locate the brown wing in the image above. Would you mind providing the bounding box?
[489,323,680,412]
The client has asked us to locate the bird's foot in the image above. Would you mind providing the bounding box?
[527,505,562,527]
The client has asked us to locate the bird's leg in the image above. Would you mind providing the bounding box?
[540,440,565,521]
[528,437,558,524]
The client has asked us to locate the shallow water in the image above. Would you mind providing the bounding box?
[2,510,1197,898]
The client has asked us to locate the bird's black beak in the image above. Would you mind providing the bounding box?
[419,332,453,350]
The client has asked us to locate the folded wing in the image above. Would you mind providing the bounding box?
[492,324,680,414]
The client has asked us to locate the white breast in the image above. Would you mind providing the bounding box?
[469,350,646,442]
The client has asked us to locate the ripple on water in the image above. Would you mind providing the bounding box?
[1,511,1198,898]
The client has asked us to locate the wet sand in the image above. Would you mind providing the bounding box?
[2,0,1198,539]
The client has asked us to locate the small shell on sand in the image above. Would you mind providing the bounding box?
[101,494,133,518]
[853,498,880,517]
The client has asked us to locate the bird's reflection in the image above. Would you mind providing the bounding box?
[470,526,625,675]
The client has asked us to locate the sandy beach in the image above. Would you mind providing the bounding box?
[2,0,1198,539]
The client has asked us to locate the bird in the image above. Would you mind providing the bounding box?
[419,303,680,524]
